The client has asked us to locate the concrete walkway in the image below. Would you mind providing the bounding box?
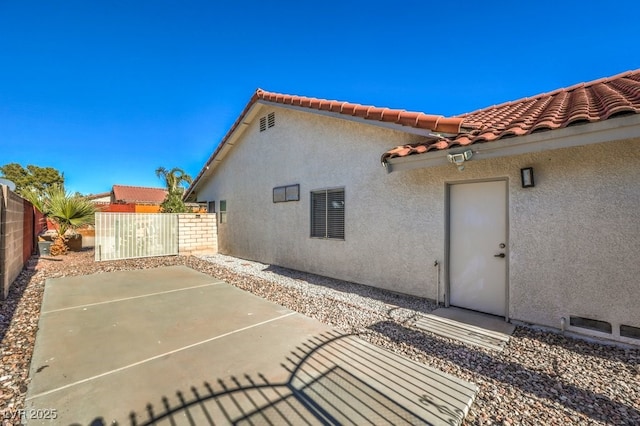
[26,266,477,425]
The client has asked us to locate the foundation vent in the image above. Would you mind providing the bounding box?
[569,316,612,334]
[620,324,640,340]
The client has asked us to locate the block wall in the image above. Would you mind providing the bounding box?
[1,186,25,299]
[177,213,217,256]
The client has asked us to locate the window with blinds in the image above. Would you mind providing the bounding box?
[311,188,344,240]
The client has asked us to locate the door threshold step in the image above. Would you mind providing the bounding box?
[414,309,514,352]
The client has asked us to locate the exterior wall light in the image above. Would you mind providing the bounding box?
[447,150,473,171]
[521,167,535,188]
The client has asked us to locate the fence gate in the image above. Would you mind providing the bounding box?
[95,213,178,261]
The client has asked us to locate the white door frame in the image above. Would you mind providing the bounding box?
[444,178,510,321]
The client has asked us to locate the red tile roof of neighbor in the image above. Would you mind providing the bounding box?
[382,69,640,161]
[112,185,168,204]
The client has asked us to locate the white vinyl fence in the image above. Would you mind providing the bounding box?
[95,213,178,261]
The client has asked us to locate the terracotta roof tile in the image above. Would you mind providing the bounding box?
[186,70,640,198]
[382,69,640,161]
[185,89,475,198]
[255,89,473,134]
[112,185,168,204]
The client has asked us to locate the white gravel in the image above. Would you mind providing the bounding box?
[1,250,638,425]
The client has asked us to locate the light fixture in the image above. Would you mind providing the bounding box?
[447,150,473,171]
[521,167,535,188]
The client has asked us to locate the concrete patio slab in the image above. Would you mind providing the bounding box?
[26,266,477,425]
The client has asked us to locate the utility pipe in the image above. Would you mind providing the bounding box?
[434,260,440,307]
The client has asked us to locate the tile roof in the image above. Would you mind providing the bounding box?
[112,185,168,204]
[382,69,640,161]
[86,192,111,200]
[256,89,476,134]
[185,89,473,198]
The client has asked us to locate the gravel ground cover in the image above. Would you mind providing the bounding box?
[1,250,638,425]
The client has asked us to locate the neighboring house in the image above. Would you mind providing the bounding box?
[93,185,205,213]
[86,192,111,204]
[107,185,169,213]
[185,70,640,344]
[87,192,111,202]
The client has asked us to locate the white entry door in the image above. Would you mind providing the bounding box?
[449,180,507,317]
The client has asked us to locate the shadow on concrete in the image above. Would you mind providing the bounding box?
[79,331,473,426]
[367,320,640,425]
[263,264,437,315]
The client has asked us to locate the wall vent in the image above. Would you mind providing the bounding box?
[259,112,275,132]
[569,316,612,334]
[620,324,640,340]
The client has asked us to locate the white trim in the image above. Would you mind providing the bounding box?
[385,114,640,172]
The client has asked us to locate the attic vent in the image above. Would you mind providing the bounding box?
[620,324,640,340]
[259,112,275,132]
[569,316,612,334]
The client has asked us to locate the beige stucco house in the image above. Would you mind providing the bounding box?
[186,70,640,345]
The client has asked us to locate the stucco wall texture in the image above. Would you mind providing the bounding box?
[195,106,640,344]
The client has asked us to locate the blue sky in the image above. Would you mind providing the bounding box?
[1,1,639,195]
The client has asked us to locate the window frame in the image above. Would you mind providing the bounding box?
[207,201,216,213]
[273,184,300,203]
[219,200,227,223]
[310,187,345,240]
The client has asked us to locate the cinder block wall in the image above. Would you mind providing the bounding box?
[177,213,217,256]
[0,185,25,299]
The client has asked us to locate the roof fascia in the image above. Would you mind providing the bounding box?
[184,102,262,199]
[385,114,640,173]
[259,100,451,138]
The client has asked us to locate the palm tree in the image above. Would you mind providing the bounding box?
[45,185,96,238]
[155,167,193,194]
[155,167,193,213]
[23,184,96,254]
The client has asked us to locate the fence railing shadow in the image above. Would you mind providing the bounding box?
[81,331,473,426]
[367,320,640,425]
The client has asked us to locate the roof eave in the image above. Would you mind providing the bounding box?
[257,100,463,138]
[384,114,640,173]
[184,97,262,200]
[184,93,461,199]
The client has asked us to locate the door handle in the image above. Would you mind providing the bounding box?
[494,253,506,258]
